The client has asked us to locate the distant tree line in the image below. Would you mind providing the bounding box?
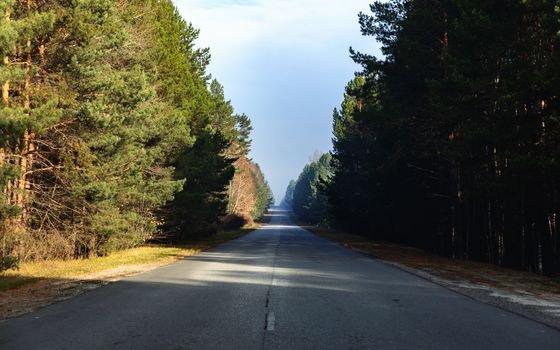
[284,153,332,225]
[287,0,560,275]
[0,0,271,269]
[226,114,274,228]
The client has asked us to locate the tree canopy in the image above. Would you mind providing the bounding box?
[0,0,271,269]
[325,0,560,275]
[289,153,333,225]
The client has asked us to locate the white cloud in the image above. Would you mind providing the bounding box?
[174,0,373,60]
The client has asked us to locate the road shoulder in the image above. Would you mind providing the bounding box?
[304,224,560,330]
[0,226,259,321]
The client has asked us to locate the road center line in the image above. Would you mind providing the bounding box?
[266,312,276,331]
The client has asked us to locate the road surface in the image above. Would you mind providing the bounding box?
[1,209,560,349]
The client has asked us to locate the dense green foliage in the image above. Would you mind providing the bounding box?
[281,180,296,208]
[289,153,333,225]
[0,0,270,267]
[327,0,560,275]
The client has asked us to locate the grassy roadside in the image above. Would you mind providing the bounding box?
[0,225,259,293]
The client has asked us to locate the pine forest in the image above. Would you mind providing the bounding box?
[0,0,272,270]
[288,0,560,276]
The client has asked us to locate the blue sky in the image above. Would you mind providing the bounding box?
[172,0,381,202]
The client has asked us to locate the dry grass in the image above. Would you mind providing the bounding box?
[0,219,270,320]
[0,246,199,292]
[0,226,256,293]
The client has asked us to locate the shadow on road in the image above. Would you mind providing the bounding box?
[1,208,560,350]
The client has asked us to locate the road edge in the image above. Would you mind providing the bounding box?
[298,223,560,332]
[0,226,264,322]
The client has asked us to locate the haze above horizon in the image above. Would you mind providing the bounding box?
[172,0,381,202]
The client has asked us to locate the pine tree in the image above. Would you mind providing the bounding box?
[0,0,270,264]
[281,180,296,208]
[292,153,333,225]
[1,0,57,263]
[329,0,560,275]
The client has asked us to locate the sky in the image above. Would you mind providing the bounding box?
[172,0,381,203]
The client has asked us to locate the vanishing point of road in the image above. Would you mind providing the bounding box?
[1,209,560,349]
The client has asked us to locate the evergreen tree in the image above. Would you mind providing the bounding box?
[329,0,560,275]
[225,113,271,226]
[281,179,296,208]
[0,0,270,263]
[1,0,57,262]
[291,153,333,225]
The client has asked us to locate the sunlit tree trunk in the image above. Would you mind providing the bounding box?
[1,7,10,166]
[1,57,8,106]
[17,0,34,223]
[2,5,12,220]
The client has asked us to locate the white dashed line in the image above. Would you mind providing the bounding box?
[266,312,276,331]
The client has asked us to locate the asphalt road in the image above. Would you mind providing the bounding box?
[1,209,560,349]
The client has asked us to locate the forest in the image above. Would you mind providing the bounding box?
[288,0,560,275]
[284,153,332,226]
[0,0,272,271]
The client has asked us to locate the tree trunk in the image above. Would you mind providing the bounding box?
[2,5,9,106]
[1,8,10,178]
[17,0,33,223]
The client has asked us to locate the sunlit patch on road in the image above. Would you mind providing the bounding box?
[260,225,300,230]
